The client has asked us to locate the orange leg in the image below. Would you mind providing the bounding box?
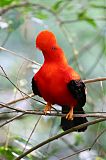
[44,102,52,114]
[66,107,73,120]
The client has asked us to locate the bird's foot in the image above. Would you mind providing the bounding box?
[66,107,73,120]
[44,102,52,114]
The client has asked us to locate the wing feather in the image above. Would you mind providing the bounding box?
[67,79,86,107]
[32,77,41,97]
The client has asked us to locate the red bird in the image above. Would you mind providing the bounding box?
[32,30,88,132]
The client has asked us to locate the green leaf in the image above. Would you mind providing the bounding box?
[15,136,27,143]
[36,11,48,19]
[78,10,87,20]
[85,17,97,27]
[0,0,14,7]
[77,10,96,28]
[0,147,14,160]
[0,0,21,6]
[52,0,63,11]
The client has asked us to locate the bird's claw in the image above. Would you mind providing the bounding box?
[66,107,73,120]
[44,102,52,115]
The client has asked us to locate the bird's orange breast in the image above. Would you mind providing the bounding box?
[34,63,79,106]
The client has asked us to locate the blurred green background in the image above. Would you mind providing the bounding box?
[0,0,106,159]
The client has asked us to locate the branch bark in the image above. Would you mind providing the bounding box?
[60,17,106,25]
[0,47,41,66]
[84,77,106,84]
[1,103,106,119]
[0,2,55,16]
[60,147,91,160]
[15,118,106,160]
[0,113,25,128]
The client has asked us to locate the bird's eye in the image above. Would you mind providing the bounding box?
[51,46,57,50]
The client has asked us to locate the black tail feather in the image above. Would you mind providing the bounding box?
[61,105,88,132]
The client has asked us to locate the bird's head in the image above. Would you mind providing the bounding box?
[36,30,57,51]
[36,30,67,63]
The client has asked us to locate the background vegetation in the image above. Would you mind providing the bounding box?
[0,0,106,159]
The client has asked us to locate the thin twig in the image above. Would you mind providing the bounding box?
[0,111,16,114]
[0,65,45,105]
[0,2,55,16]
[60,17,106,25]
[15,118,106,160]
[0,103,27,112]
[84,77,106,84]
[1,74,106,106]
[0,113,25,128]
[90,128,106,150]
[0,47,41,66]
[0,32,11,47]
[6,93,34,105]
[61,137,78,152]
[2,103,106,118]
[59,147,91,160]
[23,116,41,152]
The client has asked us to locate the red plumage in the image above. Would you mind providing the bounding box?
[32,30,87,132]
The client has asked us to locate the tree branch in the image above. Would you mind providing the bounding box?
[60,17,106,25]
[0,65,45,105]
[0,2,55,16]
[84,77,106,84]
[60,147,91,160]
[6,93,34,106]
[90,128,106,150]
[15,118,106,160]
[1,103,106,119]
[23,116,41,152]
[0,113,25,128]
[0,47,41,66]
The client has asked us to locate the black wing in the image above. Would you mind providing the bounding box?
[67,79,86,107]
[61,79,87,132]
[32,77,41,97]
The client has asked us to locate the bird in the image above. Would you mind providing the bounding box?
[32,30,88,132]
